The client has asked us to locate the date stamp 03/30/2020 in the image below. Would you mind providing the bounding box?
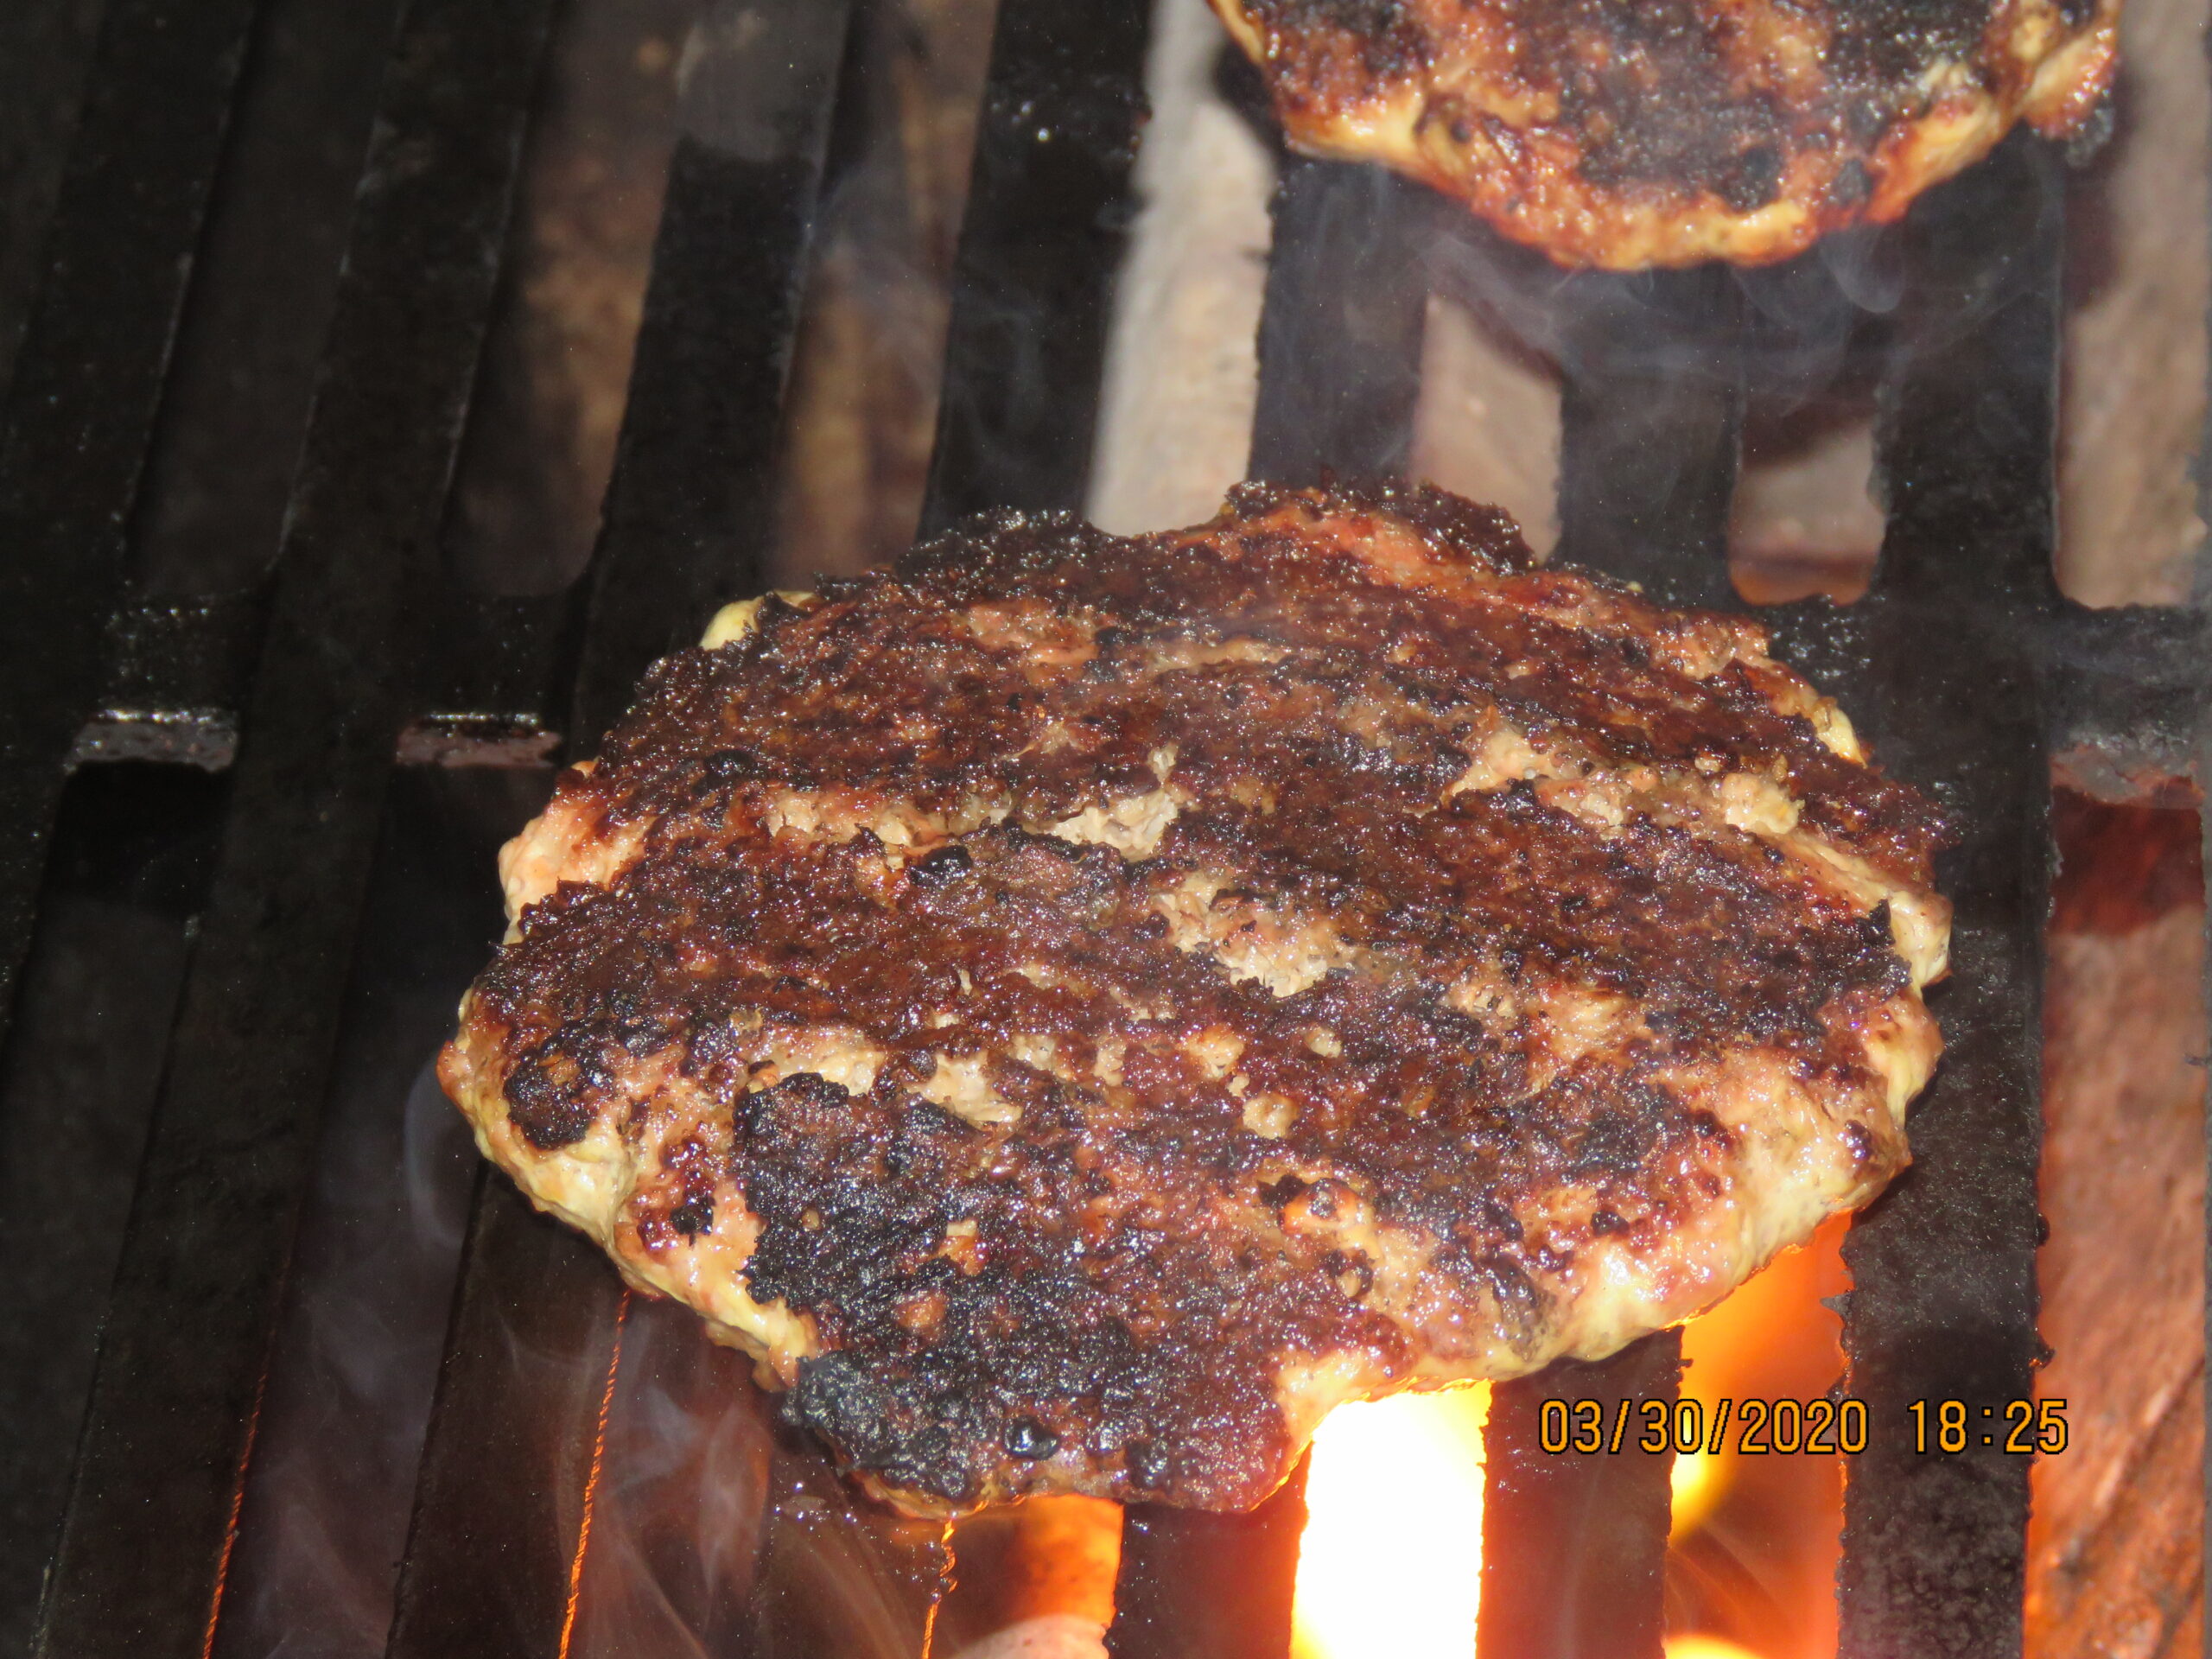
[1536,1397,2070,1457]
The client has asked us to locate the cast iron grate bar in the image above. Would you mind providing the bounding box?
[1826,134,2060,1659]
[0,0,267,1051]
[1474,262,1740,1659]
[383,1176,629,1659]
[77,594,264,768]
[11,1,2195,1650]
[1479,1337,1681,1659]
[120,0,410,610]
[75,0,414,772]
[384,9,858,1654]
[1109,1461,1313,1659]
[1552,266,1745,613]
[2043,601,2208,792]
[717,3,1158,1646]
[1247,157,1431,487]
[917,0,1152,538]
[415,0,861,764]
[195,768,550,1659]
[32,1,560,1650]
[569,0,859,750]
[1100,152,1432,1659]
[1,0,412,1633]
[716,1,1163,1649]
[0,765,230,1655]
[737,1430,952,1659]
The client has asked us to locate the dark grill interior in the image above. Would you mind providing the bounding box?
[0,1,2202,1656]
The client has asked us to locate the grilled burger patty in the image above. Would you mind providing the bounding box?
[1210,0,2116,268]
[440,482,1947,1515]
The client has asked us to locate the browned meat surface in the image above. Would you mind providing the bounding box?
[1211,0,2118,267]
[439,482,1947,1516]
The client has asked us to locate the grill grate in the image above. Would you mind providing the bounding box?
[0,1,2201,1656]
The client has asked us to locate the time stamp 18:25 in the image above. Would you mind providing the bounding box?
[1537,1397,2069,1457]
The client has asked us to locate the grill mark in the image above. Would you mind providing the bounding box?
[486,741,1895,1147]
[592,489,1936,884]
[485,481,1916,1196]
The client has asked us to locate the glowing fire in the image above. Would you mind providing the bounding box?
[1663,1638,1764,1659]
[1290,1385,1488,1659]
[1669,1443,1726,1539]
[1288,1384,1768,1659]
[1288,1219,1850,1659]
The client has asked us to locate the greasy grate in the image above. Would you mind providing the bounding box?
[0,1,2201,1656]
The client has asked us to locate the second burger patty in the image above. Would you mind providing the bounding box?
[441,481,1948,1516]
[1209,0,2117,269]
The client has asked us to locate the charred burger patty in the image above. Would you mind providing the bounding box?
[1210,0,2117,268]
[440,482,1947,1515]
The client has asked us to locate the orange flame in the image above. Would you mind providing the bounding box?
[1290,1386,1489,1659]
[1287,1217,1848,1659]
[1664,1638,1764,1659]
